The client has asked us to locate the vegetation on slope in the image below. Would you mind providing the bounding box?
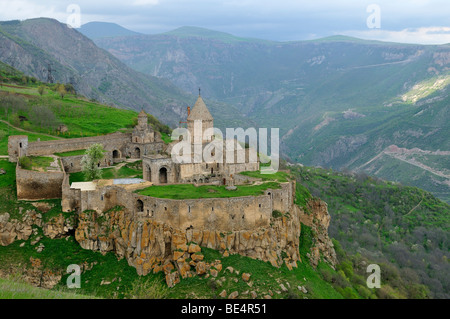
[291,164,449,298]
[0,63,171,155]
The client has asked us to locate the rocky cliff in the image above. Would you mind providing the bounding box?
[0,198,336,288]
[74,198,336,287]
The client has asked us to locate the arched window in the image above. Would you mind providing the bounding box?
[136,199,144,212]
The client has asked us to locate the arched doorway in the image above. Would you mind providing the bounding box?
[113,150,120,159]
[134,147,141,158]
[159,167,167,184]
[146,165,152,182]
[136,199,144,212]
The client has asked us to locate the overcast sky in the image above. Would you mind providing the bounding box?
[0,0,449,44]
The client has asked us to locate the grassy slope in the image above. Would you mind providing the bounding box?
[0,277,97,299]
[0,69,170,155]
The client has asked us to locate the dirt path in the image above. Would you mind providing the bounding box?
[404,195,424,217]
[0,119,62,140]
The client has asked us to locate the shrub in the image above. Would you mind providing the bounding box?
[19,156,32,170]
[126,279,168,299]
[272,210,283,218]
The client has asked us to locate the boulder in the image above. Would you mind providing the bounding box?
[228,291,239,299]
[242,273,251,282]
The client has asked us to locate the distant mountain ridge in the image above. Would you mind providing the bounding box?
[77,21,142,39]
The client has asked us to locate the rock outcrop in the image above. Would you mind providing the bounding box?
[75,205,302,286]
[0,210,41,246]
[299,199,338,268]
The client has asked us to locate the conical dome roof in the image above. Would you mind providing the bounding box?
[187,96,213,121]
[138,109,147,117]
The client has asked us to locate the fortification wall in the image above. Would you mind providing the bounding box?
[73,184,272,232]
[26,133,130,156]
[137,195,272,231]
[264,182,295,213]
[8,135,28,162]
[16,162,65,200]
[61,174,81,212]
[60,152,114,173]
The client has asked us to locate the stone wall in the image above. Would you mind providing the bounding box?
[16,162,65,200]
[60,152,114,173]
[8,135,28,162]
[136,194,272,232]
[61,174,81,212]
[26,132,130,157]
[68,184,276,232]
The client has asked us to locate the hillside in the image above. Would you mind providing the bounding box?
[92,26,450,203]
[0,62,171,153]
[0,19,250,129]
[291,164,450,298]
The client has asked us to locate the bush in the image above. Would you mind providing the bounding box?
[356,285,373,299]
[19,156,32,170]
[272,210,283,218]
[319,268,333,283]
[126,279,168,299]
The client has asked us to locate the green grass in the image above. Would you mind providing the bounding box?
[167,246,344,299]
[0,79,170,143]
[20,156,55,171]
[0,276,97,299]
[239,170,290,182]
[0,159,16,187]
[0,121,58,155]
[137,182,281,199]
[69,163,142,183]
[160,132,172,144]
[54,149,86,157]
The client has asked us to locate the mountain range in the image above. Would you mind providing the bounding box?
[0,19,247,129]
[0,19,448,202]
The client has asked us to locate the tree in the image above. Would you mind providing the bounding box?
[81,143,105,180]
[57,83,67,99]
[38,85,46,96]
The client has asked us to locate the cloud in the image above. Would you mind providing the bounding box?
[132,0,159,6]
[344,27,450,45]
[0,0,448,44]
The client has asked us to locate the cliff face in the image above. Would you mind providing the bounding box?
[75,205,301,282]
[299,199,338,268]
[74,197,336,286]
[0,198,337,288]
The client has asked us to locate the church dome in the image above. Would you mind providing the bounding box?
[187,96,213,121]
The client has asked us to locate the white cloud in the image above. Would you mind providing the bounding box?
[344,27,450,45]
[132,0,159,6]
[0,0,61,21]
